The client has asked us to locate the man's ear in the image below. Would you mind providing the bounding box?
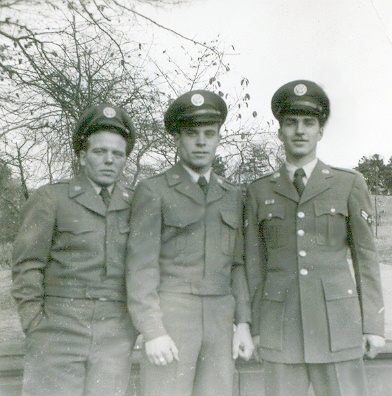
[278,128,283,142]
[318,127,324,141]
[173,132,181,148]
[79,151,87,166]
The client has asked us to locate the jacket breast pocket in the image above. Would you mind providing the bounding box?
[258,204,287,250]
[323,279,363,352]
[56,221,96,249]
[314,201,348,246]
[162,210,202,252]
[220,210,240,255]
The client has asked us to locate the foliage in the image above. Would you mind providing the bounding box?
[0,161,21,243]
[355,154,392,195]
[0,0,281,243]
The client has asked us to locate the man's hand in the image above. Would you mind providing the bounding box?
[363,334,385,359]
[232,323,254,361]
[252,335,262,362]
[145,335,179,366]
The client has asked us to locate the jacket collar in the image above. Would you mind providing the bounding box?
[166,163,227,205]
[270,160,333,204]
[68,173,130,216]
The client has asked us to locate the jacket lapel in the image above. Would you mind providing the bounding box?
[206,173,227,204]
[300,161,333,205]
[166,163,205,205]
[108,184,132,212]
[270,165,299,203]
[68,173,107,217]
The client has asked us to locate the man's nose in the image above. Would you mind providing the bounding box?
[104,152,114,163]
[295,121,305,134]
[196,133,206,145]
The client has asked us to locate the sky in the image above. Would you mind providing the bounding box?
[137,0,392,168]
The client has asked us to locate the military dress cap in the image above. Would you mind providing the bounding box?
[73,103,136,155]
[164,90,228,134]
[271,80,330,121]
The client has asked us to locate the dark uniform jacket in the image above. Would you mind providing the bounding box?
[245,160,384,364]
[127,163,251,341]
[12,173,132,333]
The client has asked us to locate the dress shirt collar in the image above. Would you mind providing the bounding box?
[86,177,115,195]
[181,163,212,183]
[285,158,318,182]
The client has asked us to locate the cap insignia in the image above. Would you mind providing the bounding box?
[294,84,307,96]
[191,94,204,107]
[103,106,116,118]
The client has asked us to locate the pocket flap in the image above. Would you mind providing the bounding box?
[323,279,358,301]
[314,201,348,217]
[57,226,94,235]
[220,210,239,229]
[119,223,131,234]
[163,210,201,228]
[258,204,285,222]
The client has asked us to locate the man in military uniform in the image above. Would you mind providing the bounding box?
[12,103,137,396]
[127,90,254,396]
[245,80,385,395]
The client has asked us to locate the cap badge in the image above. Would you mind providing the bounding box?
[191,94,205,106]
[103,107,116,118]
[294,84,307,96]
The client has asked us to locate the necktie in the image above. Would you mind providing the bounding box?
[198,176,208,195]
[100,186,111,208]
[293,168,306,197]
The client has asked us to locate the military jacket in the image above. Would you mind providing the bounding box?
[127,163,251,341]
[12,173,132,333]
[245,160,384,364]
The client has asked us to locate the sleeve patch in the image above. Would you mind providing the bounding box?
[361,210,373,224]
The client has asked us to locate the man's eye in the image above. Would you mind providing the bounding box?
[205,131,216,137]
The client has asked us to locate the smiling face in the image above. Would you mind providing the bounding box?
[278,115,324,166]
[79,130,127,187]
[174,123,220,174]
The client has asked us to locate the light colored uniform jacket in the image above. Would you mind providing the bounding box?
[245,161,384,364]
[127,163,251,341]
[12,173,132,333]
